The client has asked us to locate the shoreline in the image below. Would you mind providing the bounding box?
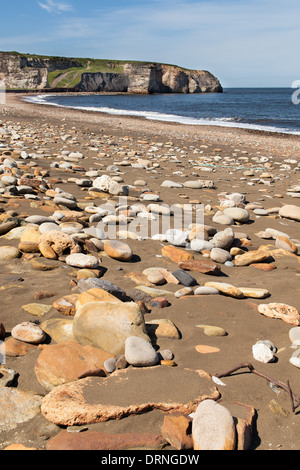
[2,93,300,160]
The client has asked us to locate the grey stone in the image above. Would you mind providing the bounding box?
[224,207,250,223]
[65,253,100,269]
[25,215,54,225]
[104,357,117,373]
[192,399,236,450]
[124,336,159,367]
[194,286,220,295]
[190,239,214,252]
[211,228,235,249]
[210,247,232,264]
[54,197,78,209]
[165,229,189,247]
[172,269,197,287]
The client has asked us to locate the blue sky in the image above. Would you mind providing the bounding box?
[0,0,299,87]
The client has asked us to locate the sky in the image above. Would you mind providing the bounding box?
[0,0,299,87]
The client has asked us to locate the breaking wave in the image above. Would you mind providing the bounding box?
[24,93,300,136]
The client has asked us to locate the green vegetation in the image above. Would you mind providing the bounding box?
[47,60,125,88]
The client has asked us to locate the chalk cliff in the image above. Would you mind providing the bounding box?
[0,51,223,94]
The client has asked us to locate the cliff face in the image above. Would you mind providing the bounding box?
[76,64,222,94]
[0,52,222,93]
[0,52,82,90]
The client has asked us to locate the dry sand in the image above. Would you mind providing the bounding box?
[0,93,300,450]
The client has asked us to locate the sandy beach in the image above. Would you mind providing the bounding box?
[0,92,300,451]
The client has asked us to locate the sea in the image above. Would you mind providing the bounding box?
[26,88,300,136]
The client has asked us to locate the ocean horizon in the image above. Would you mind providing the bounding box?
[25,87,300,136]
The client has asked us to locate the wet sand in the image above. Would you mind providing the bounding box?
[0,93,300,450]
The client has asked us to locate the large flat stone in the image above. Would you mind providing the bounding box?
[41,367,219,426]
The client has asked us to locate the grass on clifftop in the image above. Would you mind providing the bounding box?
[47,60,126,88]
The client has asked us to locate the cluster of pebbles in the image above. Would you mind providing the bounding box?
[0,115,300,450]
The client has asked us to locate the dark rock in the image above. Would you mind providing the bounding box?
[77,278,128,301]
[172,270,197,287]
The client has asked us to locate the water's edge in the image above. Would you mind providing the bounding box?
[23,90,300,136]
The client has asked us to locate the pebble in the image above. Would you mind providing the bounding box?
[234,249,271,266]
[11,322,46,344]
[210,247,232,264]
[279,204,300,222]
[142,268,166,285]
[178,259,221,275]
[21,303,52,318]
[289,349,300,368]
[190,239,214,252]
[150,297,170,308]
[104,357,117,373]
[161,180,183,188]
[238,287,270,299]
[172,269,197,287]
[165,229,189,247]
[204,282,244,299]
[175,287,194,298]
[196,324,227,336]
[124,336,159,367]
[54,197,78,209]
[93,175,129,196]
[265,228,290,239]
[195,345,220,354]
[146,319,180,340]
[0,245,20,260]
[212,211,234,225]
[194,286,220,295]
[289,327,300,347]
[258,303,300,326]
[252,341,275,363]
[147,204,171,216]
[183,180,215,189]
[136,285,174,297]
[60,222,84,235]
[25,215,54,225]
[39,222,60,234]
[275,236,297,254]
[161,245,194,263]
[224,207,250,223]
[192,400,236,450]
[211,228,235,249]
[140,193,160,201]
[65,254,100,269]
[253,208,269,216]
[104,240,133,261]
